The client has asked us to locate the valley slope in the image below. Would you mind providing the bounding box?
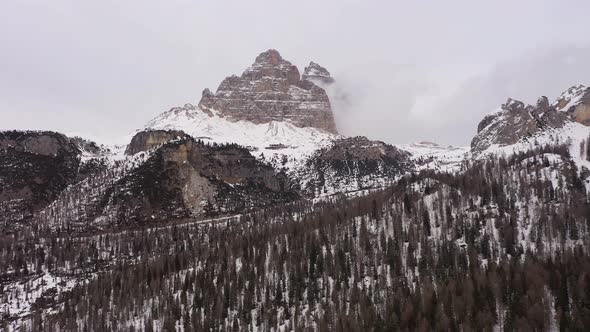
[2,51,590,331]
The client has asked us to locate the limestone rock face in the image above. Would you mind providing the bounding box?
[198,49,338,134]
[553,85,590,126]
[125,129,188,155]
[302,61,335,85]
[471,97,570,154]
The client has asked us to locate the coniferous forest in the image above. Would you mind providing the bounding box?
[2,144,590,331]
[4,3,590,330]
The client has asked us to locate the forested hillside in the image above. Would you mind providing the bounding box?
[3,50,590,331]
[3,142,590,331]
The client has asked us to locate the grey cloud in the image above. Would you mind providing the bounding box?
[415,45,590,145]
[1,0,590,145]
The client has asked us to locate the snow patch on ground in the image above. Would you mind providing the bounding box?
[1,272,80,330]
[398,141,470,173]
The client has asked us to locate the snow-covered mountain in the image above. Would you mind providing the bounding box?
[1,50,422,232]
[139,50,425,197]
[554,84,590,125]
[398,141,470,173]
[3,50,590,331]
[2,49,588,229]
[144,103,338,172]
[470,88,590,191]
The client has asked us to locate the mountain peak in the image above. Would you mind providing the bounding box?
[472,92,573,154]
[554,84,588,109]
[254,49,283,65]
[557,84,588,100]
[303,61,334,85]
[198,50,338,133]
[536,96,550,112]
[243,49,299,82]
[552,84,590,125]
[502,98,527,111]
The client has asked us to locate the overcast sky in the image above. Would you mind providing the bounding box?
[2,0,590,145]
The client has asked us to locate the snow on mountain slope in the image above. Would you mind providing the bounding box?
[476,121,590,186]
[298,136,413,197]
[145,103,474,180]
[34,149,155,230]
[469,87,590,190]
[62,130,135,163]
[144,103,340,171]
[398,141,470,173]
[554,84,588,111]
[474,120,587,159]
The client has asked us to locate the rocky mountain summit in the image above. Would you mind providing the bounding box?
[471,95,570,154]
[554,84,590,125]
[198,49,338,134]
[4,45,590,331]
[302,61,334,85]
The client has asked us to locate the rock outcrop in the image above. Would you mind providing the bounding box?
[302,61,334,85]
[0,130,80,156]
[106,137,297,223]
[471,97,570,154]
[70,136,106,156]
[0,131,81,224]
[554,84,590,126]
[301,136,413,195]
[314,136,409,162]
[125,129,188,155]
[198,49,338,134]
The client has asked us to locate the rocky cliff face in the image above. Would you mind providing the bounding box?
[198,49,338,134]
[471,97,570,154]
[554,84,590,126]
[125,129,188,155]
[0,131,81,224]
